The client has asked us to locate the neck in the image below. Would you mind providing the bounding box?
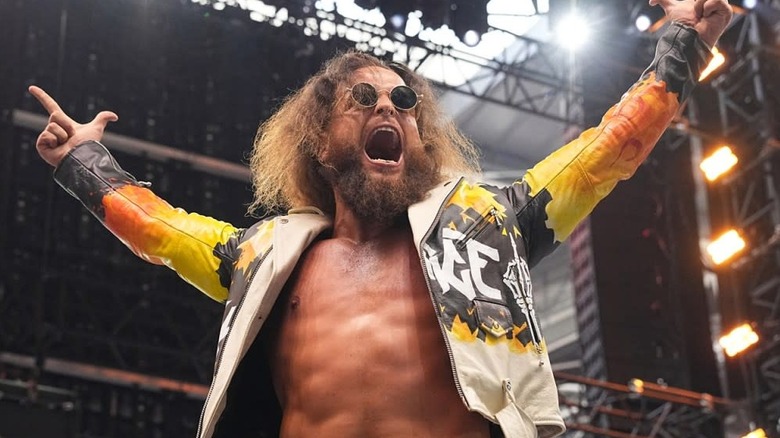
[331,191,407,242]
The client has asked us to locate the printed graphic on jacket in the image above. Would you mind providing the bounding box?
[215,219,276,358]
[423,182,544,354]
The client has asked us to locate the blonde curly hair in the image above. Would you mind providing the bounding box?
[247,50,480,216]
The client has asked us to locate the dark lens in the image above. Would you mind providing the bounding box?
[390,85,418,110]
[350,83,378,107]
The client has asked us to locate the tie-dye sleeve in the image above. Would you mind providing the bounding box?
[53,141,241,303]
[505,23,712,267]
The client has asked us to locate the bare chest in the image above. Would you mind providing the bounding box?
[262,232,488,436]
[272,235,434,337]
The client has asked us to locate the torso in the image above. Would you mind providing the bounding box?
[263,226,489,438]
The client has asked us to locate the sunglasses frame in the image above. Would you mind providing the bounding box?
[346,82,422,112]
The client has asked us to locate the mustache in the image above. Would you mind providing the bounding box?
[321,143,439,225]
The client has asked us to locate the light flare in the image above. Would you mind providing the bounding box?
[719,323,759,357]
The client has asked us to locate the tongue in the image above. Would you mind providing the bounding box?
[366,130,401,162]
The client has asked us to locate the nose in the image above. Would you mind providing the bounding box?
[373,92,396,116]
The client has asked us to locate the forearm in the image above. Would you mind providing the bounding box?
[54,141,240,302]
[515,23,712,255]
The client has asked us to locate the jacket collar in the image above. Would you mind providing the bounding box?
[407,177,463,249]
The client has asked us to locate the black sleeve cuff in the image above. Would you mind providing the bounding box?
[643,22,713,102]
[53,141,140,219]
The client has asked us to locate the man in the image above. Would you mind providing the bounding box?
[29,0,732,436]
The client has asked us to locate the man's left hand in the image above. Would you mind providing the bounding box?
[650,0,733,47]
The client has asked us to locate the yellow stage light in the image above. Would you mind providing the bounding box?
[700,146,738,181]
[700,46,726,81]
[741,428,766,438]
[706,229,746,265]
[719,323,759,357]
[628,378,644,394]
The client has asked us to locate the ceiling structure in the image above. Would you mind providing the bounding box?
[4,0,779,435]
[0,0,650,390]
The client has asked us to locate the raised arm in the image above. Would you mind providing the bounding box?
[505,0,732,266]
[29,86,241,303]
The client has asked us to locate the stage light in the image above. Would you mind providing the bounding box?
[719,323,759,357]
[450,0,489,46]
[700,145,738,181]
[556,14,589,51]
[462,30,481,47]
[742,428,767,438]
[628,378,644,394]
[706,229,746,265]
[631,5,665,33]
[389,13,406,31]
[742,0,758,9]
[635,15,652,32]
[700,46,726,81]
[355,0,417,32]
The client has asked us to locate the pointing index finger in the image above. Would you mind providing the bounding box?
[28,85,63,115]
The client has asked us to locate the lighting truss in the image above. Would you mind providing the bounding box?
[210,0,584,125]
[556,372,729,437]
[709,11,780,430]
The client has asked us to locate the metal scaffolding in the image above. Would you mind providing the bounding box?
[710,10,780,432]
[556,372,729,437]
[210,0,585,125]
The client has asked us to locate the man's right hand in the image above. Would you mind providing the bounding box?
[28,85,118,168]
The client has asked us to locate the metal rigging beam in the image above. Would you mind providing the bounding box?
[210,1,584,125]
[710,11,780,432]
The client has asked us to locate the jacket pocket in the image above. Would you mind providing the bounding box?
[473,299,513,339]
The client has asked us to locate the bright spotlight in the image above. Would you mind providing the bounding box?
[635,15,652,32]
[628,378,644,394]
[700,46,726,81]
[462,30,481,47]
[706,229,746,265]
[743,0,758,9]
[700,145,738,181]
[389,13,406,30]
[742,429,767,438]
[719,323,759,357]
[557,14,589,51]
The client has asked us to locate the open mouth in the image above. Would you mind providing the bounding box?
[365,127,402,164]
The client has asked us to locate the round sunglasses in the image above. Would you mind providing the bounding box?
[346,83,422,111]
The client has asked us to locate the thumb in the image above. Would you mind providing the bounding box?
[91,111,119,130]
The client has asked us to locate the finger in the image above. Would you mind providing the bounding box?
[49,111,77,136]
[90,111,119,130]
[694,0,706,19]
[37,131,59,150]
[46,122,69,144]
[702,0,731,18]
[28,85,64,115]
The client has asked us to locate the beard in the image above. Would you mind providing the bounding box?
[321,144,440,227]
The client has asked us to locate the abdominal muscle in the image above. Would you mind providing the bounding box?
[263,230,490,438]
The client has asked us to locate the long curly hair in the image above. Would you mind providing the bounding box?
[247,50,480,216]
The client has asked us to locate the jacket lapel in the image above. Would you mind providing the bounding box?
[408,178,463,250]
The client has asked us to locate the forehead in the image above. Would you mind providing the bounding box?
[350,66,405,88]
